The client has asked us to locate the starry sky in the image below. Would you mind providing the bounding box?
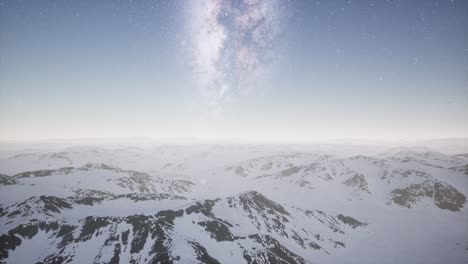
[0,0,467,142]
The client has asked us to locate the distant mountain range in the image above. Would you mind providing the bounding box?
[0,144,467,263]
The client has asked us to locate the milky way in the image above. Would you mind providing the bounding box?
[186,0,286,114]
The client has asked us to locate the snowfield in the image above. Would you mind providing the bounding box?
[0,141,467,263]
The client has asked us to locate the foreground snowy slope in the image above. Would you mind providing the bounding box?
[0,190,367,263]
[0,142,467,263]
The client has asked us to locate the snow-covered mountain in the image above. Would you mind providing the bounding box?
[217,150,467,211]
[0,190,367,263]
[0,143,467,263]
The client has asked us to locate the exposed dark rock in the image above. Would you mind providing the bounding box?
[333,241,346,248]
[126,215,151,254]
[337,214,367,229]
[343,173,370,194]
[390,180,466,211]
[0,174,17,185]
[1,195,73,218]
[186,200,217,215]
[244,234,307,264]
[78,216,113,241]
[0,220,73,261]
[14,167,74,178]
[0,233,21,260]
[109,243,121,264]
[40,196,72,213]
[433,182,467,211]
[239,191,289,216]
[304,210,344,235]
[198,220,235,242]
[189,241,221,264]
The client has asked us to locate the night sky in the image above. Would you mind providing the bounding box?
[0,0,467,141]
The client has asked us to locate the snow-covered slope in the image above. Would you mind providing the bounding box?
[0,191,367,263]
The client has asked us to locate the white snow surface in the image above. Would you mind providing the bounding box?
[0,141,467,263]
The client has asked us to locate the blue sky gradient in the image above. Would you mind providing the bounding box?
[0,0,467,141]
